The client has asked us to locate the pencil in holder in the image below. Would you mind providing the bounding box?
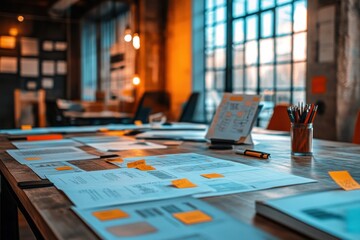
[291,123,313,156]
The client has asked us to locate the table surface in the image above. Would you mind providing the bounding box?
[63,111,132,119]
[1,132,359,239]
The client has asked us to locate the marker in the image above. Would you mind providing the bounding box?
[235,149,270,159]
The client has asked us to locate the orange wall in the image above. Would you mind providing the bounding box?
[165,0,192,121]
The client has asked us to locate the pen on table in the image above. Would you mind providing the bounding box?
[235,149,271,159]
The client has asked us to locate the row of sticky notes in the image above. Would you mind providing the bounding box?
[92,208,212,225]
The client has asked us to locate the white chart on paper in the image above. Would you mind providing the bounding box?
[7,147,99,165]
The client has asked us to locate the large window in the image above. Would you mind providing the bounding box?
[204,0,307,126]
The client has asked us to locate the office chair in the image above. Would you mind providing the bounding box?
[45,100,69,126]
[266,104,291,132]
[353,111,360,144]
[178,92,200,122]
[132,91,170,123]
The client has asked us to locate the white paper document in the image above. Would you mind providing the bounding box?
[87,141,166,152]
[28,161,84,179]
[136,130,207,142]
[7,147,99,165]
[115,153,315,198]
[73,197,273,240]
[48,153,315,209]
[12,139,83,149]
[47,168,178,190]
[62,180,213,209]
[71,136,127,144]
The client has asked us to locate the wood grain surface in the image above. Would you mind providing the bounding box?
[1,132,359,239]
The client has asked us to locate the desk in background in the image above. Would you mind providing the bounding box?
[63,111,133,125]
[0,132,359,239]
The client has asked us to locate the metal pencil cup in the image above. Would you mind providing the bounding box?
[291,123,313,156]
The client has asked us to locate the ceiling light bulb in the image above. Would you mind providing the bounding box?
[132,33,140,49]
[124,25,132,42]
[9,28,18,36]
[132,75,140,85]
[18,16,24,22]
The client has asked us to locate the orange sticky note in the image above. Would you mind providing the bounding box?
[173,210,212,225]
[21,125,32,130]
[134,120,143,126]
[172,178,197,188]
[25,157,41,161]
[127,159,146,168]
[92,209,129,221]
[107,158,124,163]
[312,76,327,94]
[105,130,126,136]
[55,166,73,171]
[201,173,224,179]
[136,165,156,171]
[328,171,360,191]
[229,96,243,101]
[27,134,63,141]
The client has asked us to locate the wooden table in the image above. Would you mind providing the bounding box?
[1,132,359,239]
[63,111,133,125]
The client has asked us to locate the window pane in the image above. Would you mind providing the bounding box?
[261,0,275,9]
[215,23,226,46]
[260,38,274,63]
[216,6,226,23]
[233,0,245,17]
[245,66,258,89]
[277,0,291,5]
[206,50,214,68]
[233,44,244,67]
[293,32,307,61]
[206,0,214,10]
[216,0,225,6]
[261,11,273,38]
[293,62,306,88]
[233,19,244,43]
[276,5,292,35]
[247,0,259,13]
[294,0,307,32]
[276,64,291,89]
[246,15,258,40]
[293,91,306,104]
[206,27,214,48]
[276,91,290,103]
[260,65,274,89]
[206,71,215,90]
[215,71,225,90]
[214,48,226,68]
[245,41,258,65]
[206,10,215,26]
[276,36,291,62]
[233,68,244,90]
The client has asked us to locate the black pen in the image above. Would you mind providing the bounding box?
[235,149,270,159]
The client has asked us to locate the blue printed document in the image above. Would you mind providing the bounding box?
[7,147,99,165]
[73,197,275,240]
[28,161,84,179]
[12,139,83,149]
